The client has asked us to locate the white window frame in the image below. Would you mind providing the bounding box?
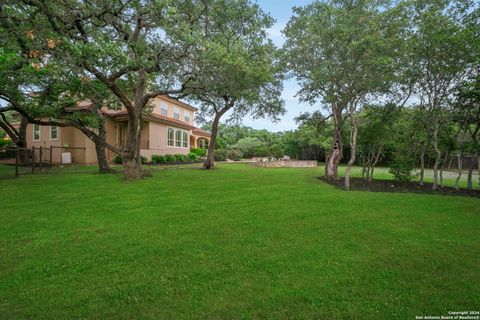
[50,125,58,141]
[33,124,41,141]
[167,127,175,147]
[182,131,188,148]
[173,107,180,120]
[160,103,168,116]
[166,127,189,149]
[184,111,190,123]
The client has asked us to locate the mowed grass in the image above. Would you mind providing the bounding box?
[0,163,479,319]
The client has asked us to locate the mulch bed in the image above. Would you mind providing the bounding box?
[319,177,480,198]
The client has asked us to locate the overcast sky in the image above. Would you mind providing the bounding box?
[238,0,317,132]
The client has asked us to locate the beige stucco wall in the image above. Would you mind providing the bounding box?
[140,122,189,160]
[104,119,118,161]
[23,113,198,164]
[151,97,195,125]
[25,122,89,164]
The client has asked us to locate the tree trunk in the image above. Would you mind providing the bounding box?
[325,106,343,180]
[454,154,463,191]
[478,155,480,186]
[0,115,29,164]
[17,116,29,164]
[439,150,448,189]
[93,118,112,173]
[204,112,223,170]
[432,119,442,191]
[344,106,357,190]
[122,110,144,179]
[94,140,111,173]
[419,146,425,186]
[361,155,367,179]
[467,156,474,190]
[368,147,382,183]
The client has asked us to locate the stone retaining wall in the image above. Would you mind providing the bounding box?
[250,160,317,168]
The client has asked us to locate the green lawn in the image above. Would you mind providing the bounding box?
[0,163,479,319]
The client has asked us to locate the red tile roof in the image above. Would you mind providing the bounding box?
[192,128,211,137]
[102,110,210,135]
[161,95,198,112]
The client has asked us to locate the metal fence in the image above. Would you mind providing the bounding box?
[445,155,479,170]
[0,146,86,179]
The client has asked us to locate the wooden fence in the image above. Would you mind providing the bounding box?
[0,146,86,178]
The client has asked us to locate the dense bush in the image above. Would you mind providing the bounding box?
[114,155,148,164]
[191,148,207,157]
[164,154,175,162]
[187,152,197,160]
[0,139,12,147]
[228,149,243,161]
[389,160,416,183]
[152,155,166,164]
[113,155,122,164]
[174,154,187,162]
[214,149,228,161]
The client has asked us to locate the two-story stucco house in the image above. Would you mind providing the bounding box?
[22,95,211,164]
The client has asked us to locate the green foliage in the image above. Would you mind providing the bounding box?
[227,149,243,161]
[187,152,197,161]
[0,136,12,147]
[389,160,416,183]
[114,155,147,164]
[283,0,403,107]
[190,148,207,157]
[113,155,122,164]
[174,154,187,162]
[214,149,228,161]
[165,154,176,163]
[152,155,167,164]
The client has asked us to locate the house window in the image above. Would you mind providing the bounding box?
[182,131,188,148]
[167,128,174,146]
[160,103,168,116]
[175,129,182,147]
[184,112,190,123]
[33,124,40,141]
[167,127,189,148]
[173,107,180,120]
[50,125,58,140]
[198,139,208,149]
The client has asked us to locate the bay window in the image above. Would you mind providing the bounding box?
[167,128,175,146]
[167,127,189,148]
[182,131,188,148]
[175,129,182,147]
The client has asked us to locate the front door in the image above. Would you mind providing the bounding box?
[117,124,127,149]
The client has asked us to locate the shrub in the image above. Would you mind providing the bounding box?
[152,155,167,164]
[174,154,187,162]
[165,154,176,163]
[191,148,207,157]
[113,155,122,164]
[214,149,228,161]
[0,139,12,147]
[113,155,148,164]
[228,149,243,161]
[187,152,197,160]
[389,160,416,183]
